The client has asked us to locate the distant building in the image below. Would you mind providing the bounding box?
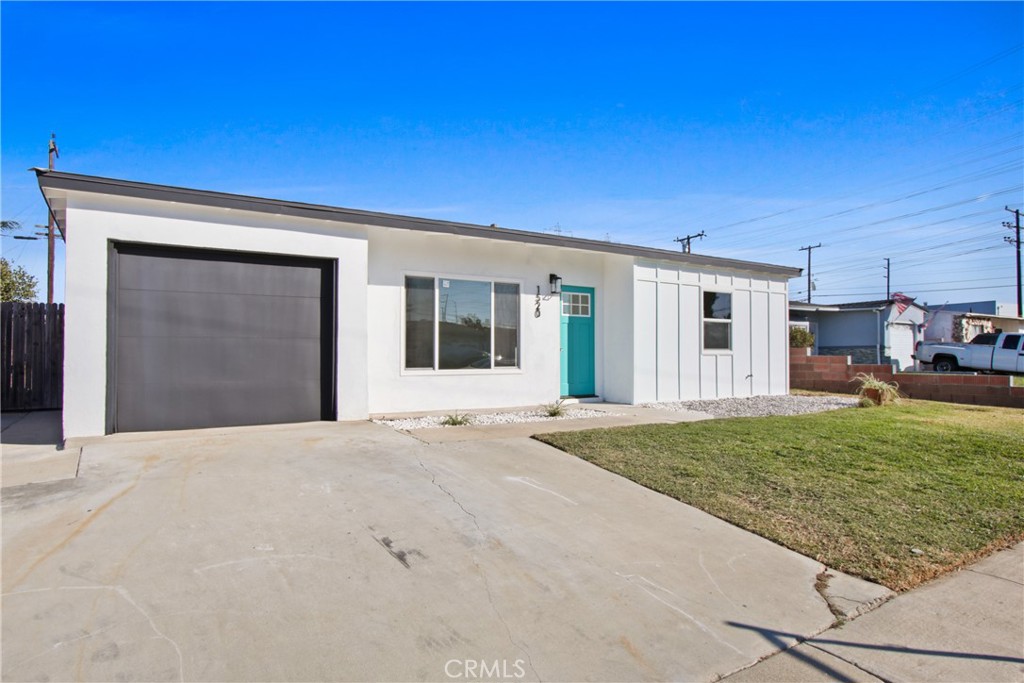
[790,298,927,371]
[923,300,1017,317]
[921,301,1024,343]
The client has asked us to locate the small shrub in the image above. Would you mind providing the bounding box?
[543,399,566,417]
[441,413,472,426]
[857,396,878,408]
[851,372,901,405]
[789,326,815,348]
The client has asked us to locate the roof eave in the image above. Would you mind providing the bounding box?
[33,169,802,278]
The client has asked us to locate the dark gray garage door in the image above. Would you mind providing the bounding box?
[111,244,336,433]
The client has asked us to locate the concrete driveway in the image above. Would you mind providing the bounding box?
[2,420,889,682]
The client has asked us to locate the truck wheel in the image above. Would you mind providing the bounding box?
[933,357,958,372]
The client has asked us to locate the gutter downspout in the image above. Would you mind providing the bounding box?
[875,307,884,364]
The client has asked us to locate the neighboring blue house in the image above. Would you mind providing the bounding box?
[789,297,927,370]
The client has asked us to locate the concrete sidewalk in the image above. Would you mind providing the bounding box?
[724,543,1024,682]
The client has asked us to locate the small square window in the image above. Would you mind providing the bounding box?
[561,292,591,317]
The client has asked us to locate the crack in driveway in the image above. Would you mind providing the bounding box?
[415,455,541,682]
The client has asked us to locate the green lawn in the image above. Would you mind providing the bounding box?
[536,401,1024,591]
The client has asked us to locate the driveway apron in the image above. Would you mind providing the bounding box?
[2,421,888,682]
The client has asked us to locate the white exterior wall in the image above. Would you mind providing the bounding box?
[59,189,795,435]
[61,193,369,439]
[632,260,789,402]
[601,257,635,404]
[366,228,634,413]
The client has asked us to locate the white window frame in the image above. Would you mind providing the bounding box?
[701,288,734,354]
[401,272,524,375]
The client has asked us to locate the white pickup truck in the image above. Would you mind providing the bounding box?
[914,332,1024,373]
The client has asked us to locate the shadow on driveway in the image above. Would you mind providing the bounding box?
[1,410,62,446]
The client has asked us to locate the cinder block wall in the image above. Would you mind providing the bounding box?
[789,347,1024,409]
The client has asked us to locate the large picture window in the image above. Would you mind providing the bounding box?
[404,276,520,370]
[703,291,732,350]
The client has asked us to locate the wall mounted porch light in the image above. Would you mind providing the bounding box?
[549,273,563,295]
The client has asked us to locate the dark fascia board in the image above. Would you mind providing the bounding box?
[34,169,803,278]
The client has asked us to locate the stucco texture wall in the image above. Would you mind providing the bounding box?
[365,229,635,414]
[61,194,369,438]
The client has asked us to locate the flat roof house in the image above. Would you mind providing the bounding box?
[36,170,801,439]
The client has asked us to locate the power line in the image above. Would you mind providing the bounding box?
[910,43,1023,97]
[640,100,1024,241]
[796,276,1013,294]
[794,284,1017,298]
[814,229,1006,274]
[743,184,1021,248]
[707,156,1021,235]
[672,100,1023,235]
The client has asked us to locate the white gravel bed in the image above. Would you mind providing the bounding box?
[374,408,617,431]
[643,394,859,418]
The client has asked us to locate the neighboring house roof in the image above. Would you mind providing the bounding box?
[932,309,1024,324]
[34,169,802,278]
[930,300,996,313]
[791,298,928,313]
[833,298,927,312]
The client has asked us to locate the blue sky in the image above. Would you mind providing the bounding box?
[2,2,1021,307]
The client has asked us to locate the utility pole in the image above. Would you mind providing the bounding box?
[1005,206,1022,317]
[46,133,58,305]
[673,231,706,254]
[884,258,891,300]
[799,243,822,303]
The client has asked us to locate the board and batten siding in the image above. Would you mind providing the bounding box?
[633,260,789,402]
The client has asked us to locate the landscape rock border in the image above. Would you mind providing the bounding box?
[374,408,617,431]
[644,394,860,418]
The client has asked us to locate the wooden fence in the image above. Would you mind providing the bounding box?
[1,302,64,411]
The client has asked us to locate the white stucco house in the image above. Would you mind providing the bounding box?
[37,170,800,438]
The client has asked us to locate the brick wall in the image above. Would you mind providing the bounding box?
[789,347,1024,409]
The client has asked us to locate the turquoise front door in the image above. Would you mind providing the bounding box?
[560,285,596,397]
